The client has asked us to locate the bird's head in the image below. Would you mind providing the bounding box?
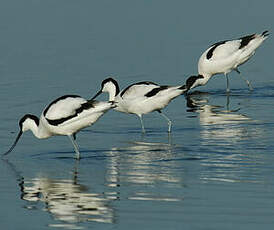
[2,114,39,157]
[91,77,120,101]
[185,75,205,91]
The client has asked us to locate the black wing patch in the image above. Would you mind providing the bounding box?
[262,30,269,37]
[43,95,81,117]
[120,81,158,98]
[206,33,257,60]
[239,33,255,49]
[206,40,227,59]
[46,99,96,126]
[145,86,169,97]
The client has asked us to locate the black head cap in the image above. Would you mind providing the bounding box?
[101,77,120,96]
[186,75,204,90]
[91,77,120,100]
[101,77,118,87]
[19,114,39,130]
[3,114,38,157]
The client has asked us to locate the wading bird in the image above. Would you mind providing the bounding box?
[91,77,187,133]
[185,30,269,92]
[3,95,115,159]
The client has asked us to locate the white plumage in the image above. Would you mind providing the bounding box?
[185,30,269,92]
[3,94,115,159]
[91,78,187,133]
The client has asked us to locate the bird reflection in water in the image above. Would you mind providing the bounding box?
[186,92,252,142]
[106,140,185,202]
[5,160,117,229]
[185,92,264,183]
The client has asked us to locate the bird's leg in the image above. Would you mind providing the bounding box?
[68,135,80,160]
[158,110,172,133]
[167,131,172,145]
[235,68,253,91]
[138,115,146,134]
[73,159,79,182]
[225,73,230,94]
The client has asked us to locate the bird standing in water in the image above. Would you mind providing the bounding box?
[185,30,269,92]
[91,77,187,133]
[3,95,115,159]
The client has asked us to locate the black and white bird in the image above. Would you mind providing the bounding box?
[91,77,187,133]
[3,95,115,159]
[185,30,269,92]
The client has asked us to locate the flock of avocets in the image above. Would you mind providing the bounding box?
[3,30,269,159]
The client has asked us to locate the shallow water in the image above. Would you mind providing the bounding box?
[1,0,274,229]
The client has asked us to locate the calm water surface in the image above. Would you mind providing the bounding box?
[1,1,274,229]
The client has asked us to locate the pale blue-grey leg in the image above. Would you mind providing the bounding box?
[158,110,172,133]
[235,68,253,91]
[137,114,146,133]
[68,135,80,160]
[225,73,230,93]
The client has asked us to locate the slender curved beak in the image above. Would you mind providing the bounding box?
[2,131,23,157]
[90,90,102,101]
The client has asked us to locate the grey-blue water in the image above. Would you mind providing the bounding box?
[1,1,274,229]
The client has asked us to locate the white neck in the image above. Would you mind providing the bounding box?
[108,88,116,101]
[102,82,119,101]
[200,73,212,85]
[23,119,40,138]
[22,118,51,139]
[190,74,212,90]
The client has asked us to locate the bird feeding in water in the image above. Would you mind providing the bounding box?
[3,95,116,159]
[91,77,187,133]
[185,30,269,93]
